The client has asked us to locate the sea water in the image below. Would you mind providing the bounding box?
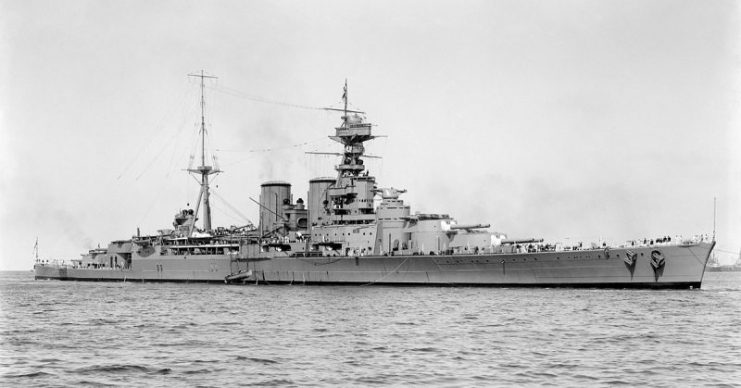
[1,271,740,387]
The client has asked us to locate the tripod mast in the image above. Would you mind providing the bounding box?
[187,70,220,234]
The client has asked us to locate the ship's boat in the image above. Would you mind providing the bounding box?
[34,74,716,288]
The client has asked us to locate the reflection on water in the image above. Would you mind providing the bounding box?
[1,271,740,386]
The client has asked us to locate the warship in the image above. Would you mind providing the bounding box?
[706,250,741,272]
[35,73,716,288]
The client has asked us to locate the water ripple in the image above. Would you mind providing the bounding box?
[1,271,739,386]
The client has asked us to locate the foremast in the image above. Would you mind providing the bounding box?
[325,80,378,225]
[187,70,221,234]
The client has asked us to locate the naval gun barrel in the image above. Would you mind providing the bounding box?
[449,224,490,230]
[501,238,544,244]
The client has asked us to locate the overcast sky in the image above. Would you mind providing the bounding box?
[1,0,739,270]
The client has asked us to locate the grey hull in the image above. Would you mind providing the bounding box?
[34,242,714,289]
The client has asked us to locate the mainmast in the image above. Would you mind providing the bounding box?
[187,70,220,234]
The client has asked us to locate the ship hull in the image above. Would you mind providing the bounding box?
[34,242,714,289]
[34,253,233,283]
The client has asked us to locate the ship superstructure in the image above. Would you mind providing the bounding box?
[34,76,716,288]
[293,81,495,259]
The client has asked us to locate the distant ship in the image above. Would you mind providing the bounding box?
[34,73,716,288]
[706,249,741,272]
